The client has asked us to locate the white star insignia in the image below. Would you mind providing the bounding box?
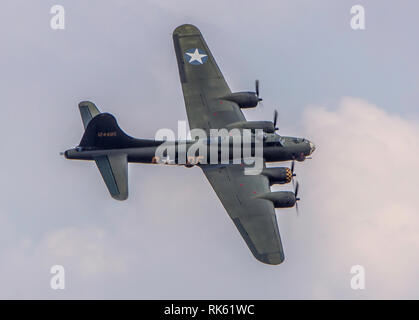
[186,48,207,64]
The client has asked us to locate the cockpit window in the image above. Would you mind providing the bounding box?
[293,138,304,143]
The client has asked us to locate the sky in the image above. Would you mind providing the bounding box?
[0,0,418,299]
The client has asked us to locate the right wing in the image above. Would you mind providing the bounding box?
[202,163,285,265]
[172,24,246,132]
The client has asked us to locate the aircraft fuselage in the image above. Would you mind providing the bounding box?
[65,134,315,165]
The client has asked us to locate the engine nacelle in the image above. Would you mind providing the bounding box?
[256,191,296,208]
[261,167,293,185]
[226,121,275,133]
[221,92,260,108]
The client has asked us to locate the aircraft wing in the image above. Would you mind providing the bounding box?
[202,164,285,265]
[173,24,284,265]
[173,24,246,132]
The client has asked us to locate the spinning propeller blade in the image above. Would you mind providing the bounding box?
[255,79,262,101]
[290,160,297,187]
[273,110,279,130]
[294,181,300,216]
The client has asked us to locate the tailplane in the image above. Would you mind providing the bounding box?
[94,153,128,201]
[79,101,101,129]
[68,101,162,200]
[76,101,131,200]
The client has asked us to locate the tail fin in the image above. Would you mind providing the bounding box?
[78,111,134,150]
[70,101,161,200]
[77,101,130,200]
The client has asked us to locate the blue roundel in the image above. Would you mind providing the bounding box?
[184,48,208,65]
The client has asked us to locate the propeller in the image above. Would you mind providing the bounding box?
[273,110,279,131]
[255,79,262,102]
[290,160,297,187]
[294,181,300,216]
[294,181,300,201]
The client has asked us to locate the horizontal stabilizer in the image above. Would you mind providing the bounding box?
[94,153,128,201]
[79,101,101,129]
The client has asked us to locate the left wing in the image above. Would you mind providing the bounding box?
[201,163,285,265]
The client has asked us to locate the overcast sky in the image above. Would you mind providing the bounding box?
[0,0,418,299]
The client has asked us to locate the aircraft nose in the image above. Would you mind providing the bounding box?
[309,141,316,154]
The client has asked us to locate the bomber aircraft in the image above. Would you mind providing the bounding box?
[64,24,315,265]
